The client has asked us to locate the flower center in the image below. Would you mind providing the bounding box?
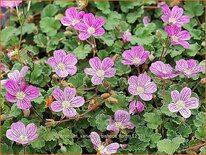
[87,27,95,34]
[184,69,191,75]
[58,63,65,70]
[98,145,105,152]
[136,86,144,94]
[62,101,70,108]
[169,17,176,24]
[19,135,28,142]
[96,70,105,77]
[115,122,125,129]
[176,100,184,109]
[16,91,26,100]
[71,19,79,26]
[133,57,140,64]
[172,35,178,42]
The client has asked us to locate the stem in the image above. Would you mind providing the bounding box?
[31,106,46,123]
[181,143,206,152]
[161,79,166,137]
[159,37,170,61]
[77,87,96,91]
[192,80,201,92]
[91,36,97,57]
[23,145,26,155]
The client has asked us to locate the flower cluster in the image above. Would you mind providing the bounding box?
[161,4,191,49]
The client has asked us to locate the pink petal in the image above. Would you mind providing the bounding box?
[93,28,105,36]
[83,13,95,26]
[11,121,25,131]
[84,68,96,76]
[161,15,169,23]
[171,6,183,19]
[89,132,101,148]
[64,87,76,101]
[101,57,114,70]
[70,96,85,107]
[179,108,191,118]
[178,40,190,49]
[47,57,57,67]
[144,82,157,93]
[137,74,151,86]
[107,121,119,132]
[65,7,77,19]
[139,93,153,101]
[104,68,116,77]
[66,66,77,76]
[177,30,191,40]
[91,75,104,85]
[180,87,191,101]
[61,17,72,26]
[171,90,180,103]
[128,76,138,85]
[53,50,66,63]
[63,107,77,117]
[93,17,105,29]
[63,53,77,66]
[114,110,130,123]
[161,5,171,16]
[20,66,29,78]
[6,92,17,102]
[7,70,20,82]
[185,97,199,109]
[52,88,64,101]
[78,32,91,40]
[74,23,88,31]
[89,57,101,70]
[168,103,179,112]
[16,97,31,110]
[6,129,19,142]
[55,68,69,78]
[24,86,39,99]
[123,122,134,129]
[122,60,133,65]
[51,101,63,112]
[179,15,190,24]
[128,85,138,96]
[102,143,119,154]
[4,79,19,95]
[175,59,188,72]
[26,123,38,142]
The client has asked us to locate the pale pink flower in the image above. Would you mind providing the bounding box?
[50,87,85,117]
[122,46,150,67]
[84,57,116,85]
[150,61,178,79]
[175,59,203,78]
[122,30,132,43]
[161,5,190,27]
[128,74,157,101]
[168,87,199,118]
[6,121,38,145]
[61,7,85,28]
[47,50,77,78]
[165,25,191,49]
[90,132,119,155]
[107,110,134,132]
[129,100,144,114]
[143,16,151,26]
[74,13,105,40]
[0,63,9,73]
[1,0,22,8]
[157,1,166,8]
[4,79,39,110]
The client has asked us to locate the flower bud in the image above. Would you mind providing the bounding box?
[201,78,206,84]
[55,14,64,20]
[156,30,162,38]
[23,109,30,117]
[149,53,155,61]
[122,30,132,43]
[76,0,88,9]
[107,97,118,103]
[129,100,144,114]
[112,54,118,62]
[101,93,110,99]
[120,144,127,149]
[60,145,67,153]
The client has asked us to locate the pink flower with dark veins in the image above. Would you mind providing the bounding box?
[4,79,39,110]
[50,87,85,117]
[150,61,178,79]
[122,45,150,67]
[84,57,116,85]
[61,7,85,28]
[168,87,199,118]
[74,13,105,40]
[129,100,144,114]
[143,16,151,26]
[122,30,132,43]
[6,121,38,145]
[165,25,191,49]
[90,131,119,155]
[128,74,157,101]
[175,59,203,78]
[107,110,134,132]
[47,50,77,78]
[1,0,22,8]
[161,5,190,27]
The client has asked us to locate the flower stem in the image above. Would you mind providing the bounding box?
[181,143,206,152]
[192,80,201,92]
[23,145,26,155]
[161,79,166,137]
[159,37,170,61]
[31,106,46,123]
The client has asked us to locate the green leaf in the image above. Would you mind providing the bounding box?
[95,114,109,132]
[157,137,185,154]
[94,1,111,14]
[42,4,58,17]
[65,144,82,154]
[33,34,47,48]
[1,143,14,154]
[119,1,141,13]
[184,2,204,17]
[73,44,92,59]
[144,111,162,129]
[68,73,87,88]
[40,17,61,36]
[58,128,74,145]
[185,43,201,57]
[30,64,43,85]
[1,26,19,46]
[126,8,144,24]
[22,23,36,35]
[115,57,131,76]
[31,137,45,149]
[9,104,21,117]
[104,11,122,30]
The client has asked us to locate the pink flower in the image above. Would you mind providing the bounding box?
[90,132,119,155]
[107,110,134,132]
[150,61,177,79]
[143,16,150,26]
[128,74,157,101]
[6,121,38,145]
[0,63,9,73]
[84,57,116,85]
[4,79,39,110]
[122,30,132,43]
[129,100,144,114]
[47,50,77,78]
[1,0,22,8]
[157,1,166,8]
[74,13,105,40]
[165,25,191,49]
[122,46,150,67]
[175,59,203,78]
[161,5,190,27]
[50,87,85,117]
[168,87,199,118]
[61,7,85,28]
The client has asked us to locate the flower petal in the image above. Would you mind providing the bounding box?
[63,53,77,66]
[70,96,85,107]
[91,75,104,85]
[89,132,101,148]
[63,107,77,117]
[168,103,179,112]
[104,68,116,77]
[78,32,91,40]
[102,143,119,154]
[139,93,153,101]
[89,57,101,70]
[26,123,38,142]
[101,57,114,70]
[171,90,180,103]
[144,82,157,93]
[179,108,191,118]
[66,65,77,76]
[83,13,95,26]
[53,50,66,63]
[55,68,69,78]
[114,110,130,123]
[6,129,19,142]
[128,76,138,85]
[5,92,17,102]
[93,28,105,36]
[180,87,191,101]
[51,101,63,112]
[123,122,134,129]
[24,85,39,99]
[64,87,76,101]
[185,97,199,109]
[52,88,64,101]
[84,68,96,76]
[47,57,57,67]
[4,79,19,95]
[16,98,31,110]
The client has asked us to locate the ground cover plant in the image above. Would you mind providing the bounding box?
[0,0,205,154]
